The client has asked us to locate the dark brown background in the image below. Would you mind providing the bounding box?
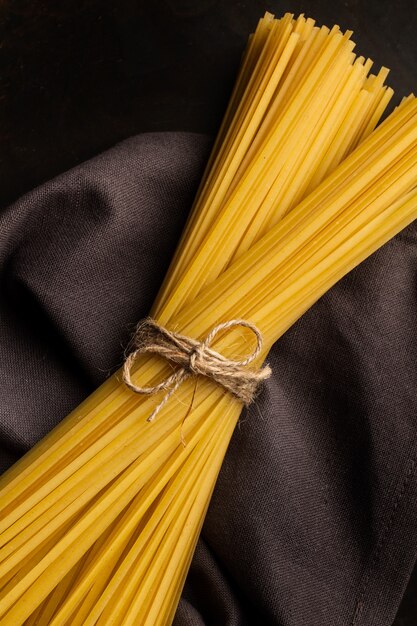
[2,0,417,210]
[1,1,416,623]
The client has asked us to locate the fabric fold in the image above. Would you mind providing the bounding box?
[0,131,416,625]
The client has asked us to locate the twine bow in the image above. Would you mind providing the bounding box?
[123,318,271,422]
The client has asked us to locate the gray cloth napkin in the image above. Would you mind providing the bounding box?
[1,131,417,626]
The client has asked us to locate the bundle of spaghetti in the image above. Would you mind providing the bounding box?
[155,11,393,310]
[0,11,416,626]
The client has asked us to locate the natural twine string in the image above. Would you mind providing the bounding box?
[123,318,271,422]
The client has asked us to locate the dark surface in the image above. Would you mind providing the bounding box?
[1,0,417,208]
[1,1,417,623]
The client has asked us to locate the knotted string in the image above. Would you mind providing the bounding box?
[123,318,271,422]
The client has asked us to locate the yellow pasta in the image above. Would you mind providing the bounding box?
[0,11,416,625]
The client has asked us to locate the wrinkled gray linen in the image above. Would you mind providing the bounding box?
[1,132,417,626]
